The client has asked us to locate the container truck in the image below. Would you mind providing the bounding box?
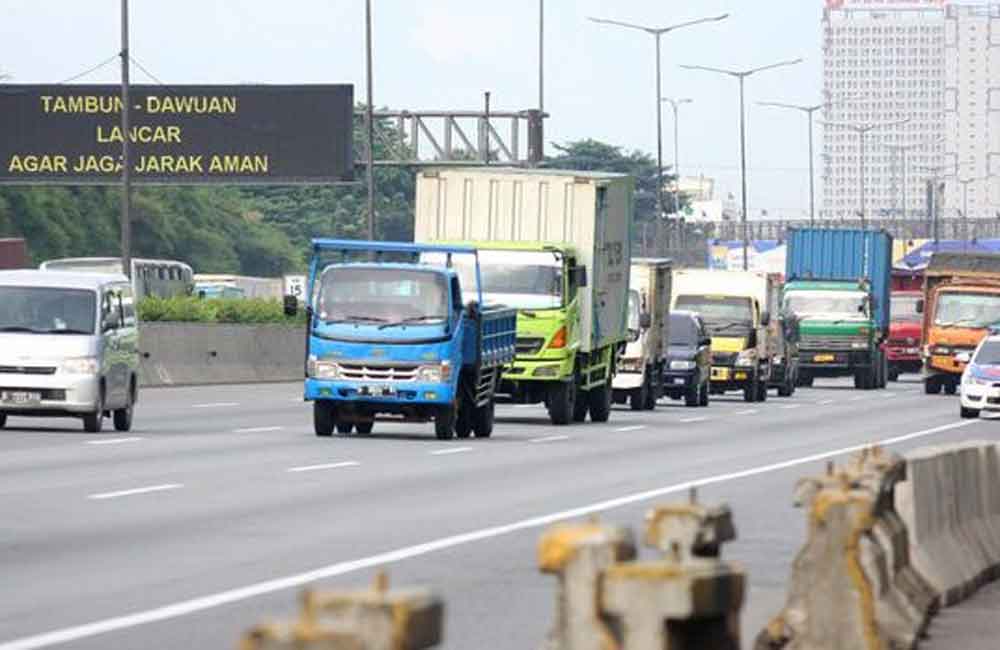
[784,229,893,390]
[766,273,800,397]
[886,290,923,381]
[300,239,517,440]
[612,259,672,410]
[670,269,776,403]
[413,168,632,425]
[919,252,1000,395]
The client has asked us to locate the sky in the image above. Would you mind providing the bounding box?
[2,0,825,218]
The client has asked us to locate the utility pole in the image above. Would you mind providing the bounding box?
[364,0,376,241]
[662,97,692,216]
[119,0,132,279]
[883,137,942,224]
[682,58,804,269]
[589,14,728,252]
[758,102,824,226]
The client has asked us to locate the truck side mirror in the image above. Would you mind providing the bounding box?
[571,266,588,289]
[761,311,771,327]
[639,312,652,330]
[283,295,298,317]
[466,300,480,319]
[916,299,925,314]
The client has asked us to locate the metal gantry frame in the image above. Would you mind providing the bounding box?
[354,109,547,167]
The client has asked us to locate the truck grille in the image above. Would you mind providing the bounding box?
[800,336,867,351]
[339,363,420,382]
[0,366,57,375]
[516,337,545,356]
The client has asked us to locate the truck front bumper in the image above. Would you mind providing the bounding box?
[502,354,575,383]
[709,365,756,391]
[305,378,454,407]
[0,373,101,416]
[799,350,870,372]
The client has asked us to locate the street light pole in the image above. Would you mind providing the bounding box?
[758,102,824,226]
[589,14,728,252]
[364,0,376,241]
[681,58,804,270]
[119,0,132,278]
[662,97,692,215]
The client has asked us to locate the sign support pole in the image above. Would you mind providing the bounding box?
[120,0,132,278]
[364,0,376,241]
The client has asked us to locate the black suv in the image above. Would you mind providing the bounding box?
[663,311,712,407]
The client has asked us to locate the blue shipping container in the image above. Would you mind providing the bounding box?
[785,229,894,332]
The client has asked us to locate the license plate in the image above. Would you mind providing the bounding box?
[814,354,836,363]
[711,368,730,381]
[673,378,686,386]
[735,372,748,380]
[360,384,395,397]
[906,348,920,355]
[1,391,41,405]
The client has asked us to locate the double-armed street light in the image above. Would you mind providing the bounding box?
[757,101,824,226]
[680,59,804,270]
[661,97,693,217]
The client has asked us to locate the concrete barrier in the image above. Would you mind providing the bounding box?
[240,572,443,650]
[138,323,304,387]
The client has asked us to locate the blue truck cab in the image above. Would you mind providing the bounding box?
[304,239,516,440]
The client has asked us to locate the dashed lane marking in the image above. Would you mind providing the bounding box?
[781,405,802,411]
[734,409,758,416]
[430,447,473,456]
[15,419,977,650]
[192,402,240,409]
[87,484,183,501]
[615,425,646,433]
[679,417,709,424]
[287,461,360,473]
[232,426,285,434]
[86,437,143,446]
[529,435,571,444]
[818,400,835,405]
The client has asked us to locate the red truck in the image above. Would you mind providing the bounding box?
[885,291,923,381]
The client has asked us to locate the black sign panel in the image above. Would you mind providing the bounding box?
[0,84,354,184]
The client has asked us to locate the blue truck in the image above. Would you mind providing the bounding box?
[301,239,517,440]
[784,228,893,390]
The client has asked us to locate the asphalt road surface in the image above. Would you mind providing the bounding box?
[1,376,996,650]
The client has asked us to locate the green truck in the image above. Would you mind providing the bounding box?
[414,168,633,425]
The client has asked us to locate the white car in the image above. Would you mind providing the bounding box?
[959,334,1000,419]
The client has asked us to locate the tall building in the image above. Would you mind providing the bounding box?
[944,4,1000,220]
[822,0,947,222]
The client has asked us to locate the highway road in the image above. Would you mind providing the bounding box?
[0,377,996,650]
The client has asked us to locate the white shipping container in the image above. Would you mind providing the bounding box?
[630,259,673,361]
[414,168,634,353]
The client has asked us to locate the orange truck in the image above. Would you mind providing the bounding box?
[920,252,1000,394]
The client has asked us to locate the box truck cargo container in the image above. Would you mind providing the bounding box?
[612,259,672,410]
[414,168,632,425]
[784,228,893,390]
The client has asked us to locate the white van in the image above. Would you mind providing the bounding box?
[0,271,139,432]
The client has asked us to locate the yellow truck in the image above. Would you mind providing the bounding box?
[670,269,776,402]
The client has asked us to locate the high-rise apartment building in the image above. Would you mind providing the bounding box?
[944,4,1000,220]
[822,0,947,222]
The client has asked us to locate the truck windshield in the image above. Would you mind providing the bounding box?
[784,291,867,318]
[974,340,1000,365]
[934,292,1000,329]
[316,267,449,326]
[424,250,563,310]
[891,295,921,322]
[0,287,97,334]
[675,295,753,334]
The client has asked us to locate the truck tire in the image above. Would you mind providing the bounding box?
[629,384,647,411]
[743,375,761,403]
[573,387,590,423]
[314,402,335,437]
[589,380,613,423]
[961,406,980,419]
[757,379,768,402]
[924,377,942,395]
[778,376,794,398]
[473,401,495,438]
[944,382,958,396]
[336,422,354,435]
[547,382,576,426]
[356,421,374,435]
[455,408,473,439]
[643,374,658,410]
[797,372,814,388]
[699,381,710,407]
[888,368,900,382]
[435,405,456,440]
[685,385,700,407]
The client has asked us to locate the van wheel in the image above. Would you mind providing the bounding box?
[314,402,335,437]
[547,382,576,426]
[473,401,495,438]
[589,380,613,423]
[113,384,135,432]
[83,390,105,433]
[961,406,980,419]
[685,385,700,407]
[435,404,457,440]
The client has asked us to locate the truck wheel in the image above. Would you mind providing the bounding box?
[743,376,760,403]
[643,375,658,410]
[961,406,980,419]
[473,401,495,438]
[336,421,354,435]
[699,382,710,407]
[757,379,768,402]
[573,387,590,423]
[434,405,456,440]
[313,402,335,437]
[924,377,942,395]
[888,368,900,382]
[944,382,958,396]
[455,407,473,439]
[685,385,700,407]
[589,380,613,423]
[547,382,576,426]
[778,377,794,398]
[797,372,814,388]
[629,384,647,411]
[355,421,374,435]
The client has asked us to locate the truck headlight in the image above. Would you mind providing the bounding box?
[417,361,451,383]
[932,346,952,356]
[851,341,868,350]
[60,357,100,375]
[308,358,342,379]
[735,350,756,367]
[670,360,696,371]
[618,358,643,373]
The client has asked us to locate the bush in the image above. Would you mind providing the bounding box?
[138,296,305,325]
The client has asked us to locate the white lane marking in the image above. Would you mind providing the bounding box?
[680,417,709,423]
[883,393,897,399]
[430,447,473,456]
[513,404,541,409]
[734,409,758,416]
[86,437,142,446]
[87,484,183,501]
[192,402,239,409]
[287,461,360,473]
[615,425,646,433]
[232,426,285,434]
[9,419,976,650]
[849,396,868,402]
[530,435,571,444]
[818,400,835,406]
[781,405,802,411]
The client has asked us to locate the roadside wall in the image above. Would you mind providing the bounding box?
[138,323,305,387]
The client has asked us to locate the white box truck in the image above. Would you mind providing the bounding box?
[613,259,672,410]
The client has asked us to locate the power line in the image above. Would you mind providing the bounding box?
[59,53,121,84]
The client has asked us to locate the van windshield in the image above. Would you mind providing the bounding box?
[0,287,97,334]
[316,267,449,327]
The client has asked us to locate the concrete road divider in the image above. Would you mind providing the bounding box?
[138,323,304,387]
[240,572,443,650]
[539,496,745,650]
